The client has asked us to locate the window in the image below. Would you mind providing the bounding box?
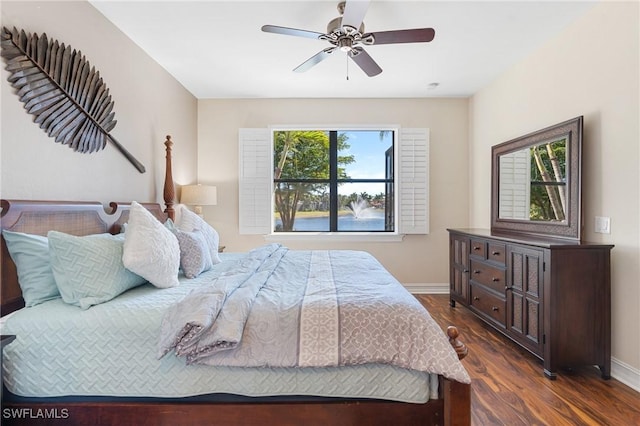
[239,127,429,238]
[273,130,394,232]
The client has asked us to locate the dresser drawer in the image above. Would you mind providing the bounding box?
[488,242,506,265]
[470,259,506,293]
[470,239,486,258]
[470,284,506,326]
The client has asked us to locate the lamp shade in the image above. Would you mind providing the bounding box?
[180,184,217,206]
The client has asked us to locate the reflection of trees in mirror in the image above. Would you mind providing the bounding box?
[530,139,566,221]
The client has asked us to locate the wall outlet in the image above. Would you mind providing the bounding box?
[595,216,611,234]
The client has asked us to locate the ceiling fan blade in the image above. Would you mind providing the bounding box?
[367,28,435,45]
[349,47,382,77]
[294,47,337,73]
[341,0,370,30]
[261,25,325,40]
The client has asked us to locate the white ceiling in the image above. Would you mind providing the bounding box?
[89,1,597,99]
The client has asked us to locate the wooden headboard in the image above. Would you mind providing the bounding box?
[0,136,178,316]
[0,201,167,316]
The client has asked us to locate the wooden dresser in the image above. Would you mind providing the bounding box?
[448,228,613,379]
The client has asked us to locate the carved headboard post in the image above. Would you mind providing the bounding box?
[163,135,176,221]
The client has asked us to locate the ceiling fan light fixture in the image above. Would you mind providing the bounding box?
[338,37,354,52]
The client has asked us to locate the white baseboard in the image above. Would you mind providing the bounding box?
[404,283,640,394]
[403,282,450,295]
[611,357,640,393]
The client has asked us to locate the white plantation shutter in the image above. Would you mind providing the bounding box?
[238,128,272,234]
[398,128,429,234]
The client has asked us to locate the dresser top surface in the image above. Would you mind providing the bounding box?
[448,228,614,250]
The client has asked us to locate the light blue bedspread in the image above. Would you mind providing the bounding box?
[2,249,468,402]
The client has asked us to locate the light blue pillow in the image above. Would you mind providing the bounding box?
[47,231,147,309]
[2,230,60,307]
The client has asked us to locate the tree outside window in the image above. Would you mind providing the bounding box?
[273,129,394,232]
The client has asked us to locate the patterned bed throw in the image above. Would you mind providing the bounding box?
[159,244,471,384]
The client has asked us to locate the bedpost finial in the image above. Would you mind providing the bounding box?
[447,326,459,340]
[447,326,468,360]
[163,135,175,221]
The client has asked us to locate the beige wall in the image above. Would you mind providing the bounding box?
[469,2,639,380]
[0,1,198,205]
[197,98,469,285]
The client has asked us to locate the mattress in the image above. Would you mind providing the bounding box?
[2,253,438,403]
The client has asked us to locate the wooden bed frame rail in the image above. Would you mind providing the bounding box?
[2,384,469,426]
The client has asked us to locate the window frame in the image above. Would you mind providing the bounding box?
[269,124,401,239]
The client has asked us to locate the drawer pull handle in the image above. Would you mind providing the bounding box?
[492,306,499,312]
[505,286,513,291]
[463,269,469,273]
[473,296,480,301]
[492,277,500,282]
[473,246,481,251]
[492,251,500,255]
[473,270,481,274]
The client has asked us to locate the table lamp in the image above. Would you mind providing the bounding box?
[180,184,217,216]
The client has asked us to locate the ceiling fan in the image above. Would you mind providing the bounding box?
[261,0,435,77]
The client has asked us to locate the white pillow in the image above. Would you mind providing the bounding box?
[176,204,221,265]
[123,201,180,288]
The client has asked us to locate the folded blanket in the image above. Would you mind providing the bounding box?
[157,285,226,358]
[158,243,286,359]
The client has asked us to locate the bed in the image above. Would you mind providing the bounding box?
[0,140,470,426]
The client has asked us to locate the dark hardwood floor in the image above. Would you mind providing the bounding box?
[417,294,640,426]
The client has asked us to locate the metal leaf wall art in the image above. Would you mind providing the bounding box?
[1,27,145,173]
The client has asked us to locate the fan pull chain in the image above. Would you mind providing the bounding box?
[346,55,350,81]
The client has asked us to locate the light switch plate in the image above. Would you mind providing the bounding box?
[595,216,611,234]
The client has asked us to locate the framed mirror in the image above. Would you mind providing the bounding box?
[491,116,583,240]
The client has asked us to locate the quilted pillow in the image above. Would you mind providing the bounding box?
[123,201,180,288]
[2,230,60,307]
[176,205,221,265]
[173,229,213,279]
[47,231,147,309]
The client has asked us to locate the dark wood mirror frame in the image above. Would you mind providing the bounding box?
[491,116,583,240]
